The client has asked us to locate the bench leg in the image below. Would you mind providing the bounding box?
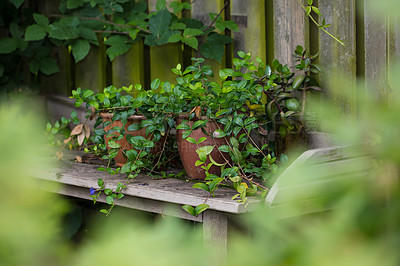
[203,210,228,259]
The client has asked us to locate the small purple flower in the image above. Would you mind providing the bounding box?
[90,187,97,195]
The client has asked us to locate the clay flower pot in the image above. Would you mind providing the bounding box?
[100,113,164,167]
[176,114,229,180]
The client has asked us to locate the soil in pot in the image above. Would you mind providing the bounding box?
[100,113,165,167]
[176,114,229,180]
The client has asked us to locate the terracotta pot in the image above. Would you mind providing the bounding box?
[176,114,229,180]
[100,113,164,167]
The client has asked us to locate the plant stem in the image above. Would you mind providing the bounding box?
[202,0,229,32]
[296,0,345,46]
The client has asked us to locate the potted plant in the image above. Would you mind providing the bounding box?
[163,47,322,214]
[47,45,321,216]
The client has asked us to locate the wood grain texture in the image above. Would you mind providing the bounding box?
[112,41,145,88]
[318,0,357,110]
[203,210,228,261]
[363,0,388,100]
[74,42,107,92]
[32,160,262,214]
[231,0,266,62]
[273,0,309,65]
[191,0,226,78]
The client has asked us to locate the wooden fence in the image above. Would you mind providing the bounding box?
[40,0,399,107]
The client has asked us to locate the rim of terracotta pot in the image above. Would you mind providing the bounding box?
[99,112,146,120]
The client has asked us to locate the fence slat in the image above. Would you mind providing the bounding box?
[74,40,107,92]
[231,0,266,62]
[112,42,145,88]
[38,0,72,95]
[318,0,357,109]
[272,0,309,65]
[148,0,183,83]
[363,1,388,100]
[191,0,225,78]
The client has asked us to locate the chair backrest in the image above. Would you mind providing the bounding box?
[265,145,371,213]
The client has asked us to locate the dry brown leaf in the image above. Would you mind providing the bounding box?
[70,124,83,136]
[64,137,71,144]
[56,151,63,160]
[195,106,201,118]
[189,106,196,115]
[77,131,85,146]
[84,124,91,139]
[75,156,82,163]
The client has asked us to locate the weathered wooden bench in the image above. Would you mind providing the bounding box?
[32,145,370,256]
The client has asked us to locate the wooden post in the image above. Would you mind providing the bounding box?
[37,0,72,95]
[363,0,388,101]
[191,0,226,80]
[203,210,228,263]
[148,0,183,83]
[112,42,145,88]
[74,39,107,92]
[231,0,266,62]
[318,0,357,111]
[272,0,309,65]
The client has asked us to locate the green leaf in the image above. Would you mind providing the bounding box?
[186,137,197,144]
[218,145,230,153]
[182,130,192,139]
[200,33,232,62]
[39,57,59,75]
[151,78,160,90]
[182,205,196,216]
[100,209,108,214]
[176,123,190,130]
[183,28,203,37]
[128,29,140,40]
[149,9,171,38]
[67,0,85,9]
[195,160,204,166]
[170,22,186,30]
[10,0,24,9]
[33,13,49,27]
[71,39,90,63]
[215,109,230,117]
[98,178,104,187]
[156,0,166,11]
[105,35,131,61]
[29,60,40,74]
[196,146,214,155]
[311,6,321,16]
[230,137,239,148]
[106,196,114,205]
[192,120,207,130]
[209,155,225,167]
[197,137,207,144]
[107,140,121,149]
[194,204,210,215]
[25,25,46,41]
[182,37,198,49]
[212,129,226,138]
[192,183,210,192]
[78,27,99,45]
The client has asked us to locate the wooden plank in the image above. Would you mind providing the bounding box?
[148,0,183,83]
[266,146,371,206]
[37,0,72,95]
[39,180,202,222]
[203,210,228,261]
[191,0,225,79]
[272,0,309,65]
[318,0,356,111]
[231,0,266,62]
[363,1,388,100]
[74,40,107,92]
[112,41,145,88]
[32,160,261,214]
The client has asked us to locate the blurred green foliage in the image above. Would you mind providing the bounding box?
[1,0,400,265]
